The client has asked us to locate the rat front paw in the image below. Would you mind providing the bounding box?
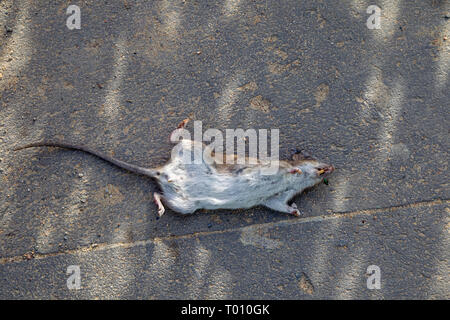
[290,208,302,217]
[289,168,303,175]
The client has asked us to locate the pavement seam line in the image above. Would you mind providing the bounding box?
[0,198,447,265]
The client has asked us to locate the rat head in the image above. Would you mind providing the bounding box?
[290,149,334,186]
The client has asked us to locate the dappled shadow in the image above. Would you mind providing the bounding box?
[0,0,448,298]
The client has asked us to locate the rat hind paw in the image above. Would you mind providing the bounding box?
[153,192,165,217]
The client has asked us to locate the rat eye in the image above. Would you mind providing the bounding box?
[316,165,334,175]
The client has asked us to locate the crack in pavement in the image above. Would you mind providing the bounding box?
[0,198,447,265]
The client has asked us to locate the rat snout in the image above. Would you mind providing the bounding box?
[316,164,334,176]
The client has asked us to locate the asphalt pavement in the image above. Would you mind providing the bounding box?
[0,0,448,299]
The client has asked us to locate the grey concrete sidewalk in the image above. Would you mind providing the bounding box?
[0,0,448,299]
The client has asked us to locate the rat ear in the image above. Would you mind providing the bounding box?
[291,149,314,161]
[290,148,303,161]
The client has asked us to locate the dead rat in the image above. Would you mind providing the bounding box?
[14,119,334,217]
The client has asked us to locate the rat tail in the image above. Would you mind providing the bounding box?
[13,141,160,178]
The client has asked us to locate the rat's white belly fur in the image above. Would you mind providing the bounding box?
[156,140,307,214]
